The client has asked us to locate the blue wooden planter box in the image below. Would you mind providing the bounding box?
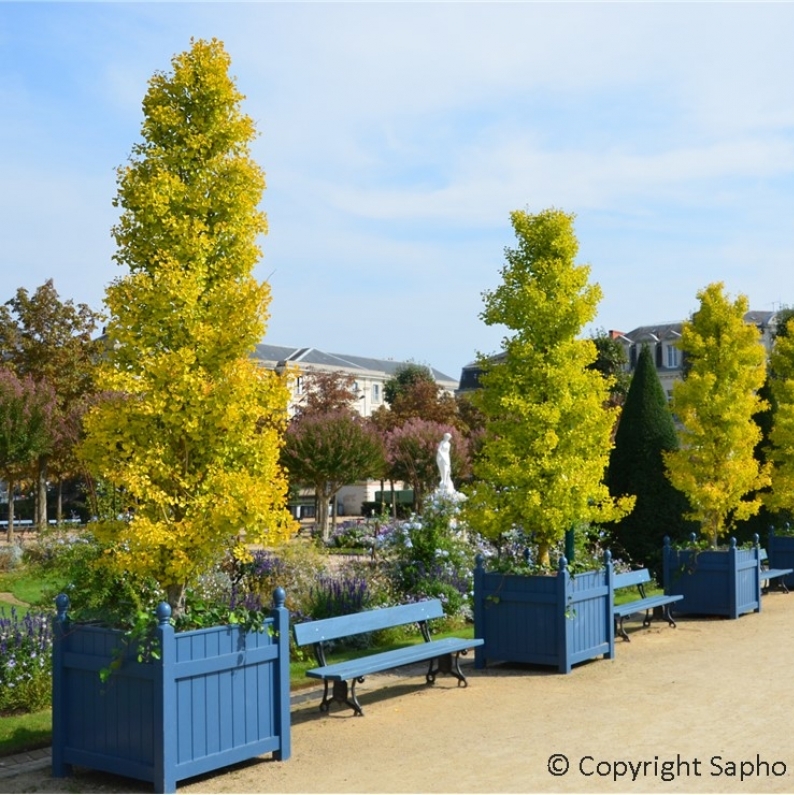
[472,552,614,674]
[662,535,761,619]
[51,588,291,794]
[767,531,794,590]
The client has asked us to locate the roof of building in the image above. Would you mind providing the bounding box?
[253,344,458,386]
[614,311,777,344]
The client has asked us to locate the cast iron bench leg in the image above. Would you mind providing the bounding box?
[763,577,789,594]
[615,616,631,642]
[426,652,469,687]
[645,605,677,629]
[319,678,365,716]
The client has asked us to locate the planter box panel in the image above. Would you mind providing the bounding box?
[663,541,761,618]
[53,594,291,794]
[61,638,156,766]
[173,623,280,766]
[568,587,611,664]
[473,560,613,673]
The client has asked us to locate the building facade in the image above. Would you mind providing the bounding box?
[611,310,779,400]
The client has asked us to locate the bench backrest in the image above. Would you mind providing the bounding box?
[293,599,445,647]
[613,568,652,590]
[760,549,769,563]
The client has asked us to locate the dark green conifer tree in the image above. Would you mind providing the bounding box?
[607,344,693,573]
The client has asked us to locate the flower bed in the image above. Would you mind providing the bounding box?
[0,606,52,713]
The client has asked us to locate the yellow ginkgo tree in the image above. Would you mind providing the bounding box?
[664,282,771,549]
[80,39,296,615]
[465,208,633,567]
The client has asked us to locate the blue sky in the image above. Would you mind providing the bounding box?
[2,2,793,380]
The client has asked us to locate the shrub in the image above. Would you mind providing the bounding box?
[239,542,331,622]
[0,544,24,573]
[379,490,481,619]
[26,527,162,626]
[483,521,632,577]
[307,574,371,620]
[0,607,52,714]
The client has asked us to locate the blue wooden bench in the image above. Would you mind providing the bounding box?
[292,599,484,716]
[760,549,793,594]
[613,569,683,642]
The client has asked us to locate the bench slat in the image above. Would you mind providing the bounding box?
[305,637,484,682]
[760,568,793,580]
[613,568,652,590]
[293,600,445,646]
[613,594,682,618]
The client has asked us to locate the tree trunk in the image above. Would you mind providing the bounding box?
[166,583,187,618]
[317,485,331,543]
[36,457,48,534]
[6,478,14,544]
[414,482,424,514]
[56,480,63,525]
[537,541,551,568]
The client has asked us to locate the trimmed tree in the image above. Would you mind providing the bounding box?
[663,282,771,549]
[607,344,692,569]
[281,411,385,542]
[466,208,633,566]
[79,38,295,614]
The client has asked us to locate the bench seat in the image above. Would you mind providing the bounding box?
[613,593,683,620]
[306,636,483,682]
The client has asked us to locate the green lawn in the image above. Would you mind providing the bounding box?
[0,570,57,608]
[0,709,52,757]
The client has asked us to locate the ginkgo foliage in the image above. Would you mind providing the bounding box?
[79,39,295,613]
[465,208,633,566]
[663,283,770,548]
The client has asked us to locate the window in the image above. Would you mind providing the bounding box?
[666,345,679,368]
[295,375,303,395]
[372,383,380,402]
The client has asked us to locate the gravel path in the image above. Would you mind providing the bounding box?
[4,592,794,793]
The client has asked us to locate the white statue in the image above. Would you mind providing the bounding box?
[436,432,454,493]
